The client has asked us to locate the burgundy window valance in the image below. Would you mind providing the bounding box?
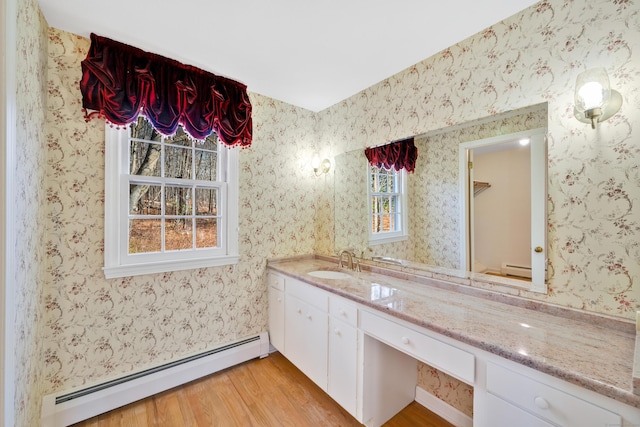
[80,33,252,148]
[364,137,418,173]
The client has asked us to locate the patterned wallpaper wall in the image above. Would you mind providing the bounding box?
[316,0,639,416]
[333,106,547,268]
[411,107,548,269]
[43,29,320,398]
[12,0,639,424]
[13,0,49,425]
[318,0,640,319]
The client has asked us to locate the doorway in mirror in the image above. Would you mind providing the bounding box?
[459,128,547,293]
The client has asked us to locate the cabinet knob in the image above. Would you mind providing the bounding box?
[534,246,544,253]
[277,298,282,302]
[297,308,302,314]
[340,309,346,316]
[534,396,549,410]
[306,314,312,320]
[401,336,410,345]
[334,328,341,335]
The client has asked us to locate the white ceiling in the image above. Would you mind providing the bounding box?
[38,0,539,112]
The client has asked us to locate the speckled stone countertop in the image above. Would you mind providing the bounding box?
[267,256,640,409]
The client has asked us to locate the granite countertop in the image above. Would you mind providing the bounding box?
[267,256,640,409]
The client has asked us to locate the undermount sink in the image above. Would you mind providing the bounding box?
[307,270,351,280]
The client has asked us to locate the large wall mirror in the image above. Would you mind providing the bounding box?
[334,104,549,293]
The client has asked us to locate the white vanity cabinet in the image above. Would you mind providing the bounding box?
[328,295,359,418]
[267,269,640,427]
[268,273,362,419]
[284,277,329,391]
[267,273,285,352]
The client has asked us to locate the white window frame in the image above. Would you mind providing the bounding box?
[368,165,408,246]
[103,122,239,279]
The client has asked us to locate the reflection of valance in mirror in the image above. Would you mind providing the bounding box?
[80,33,253,148]
[364,137,417,172]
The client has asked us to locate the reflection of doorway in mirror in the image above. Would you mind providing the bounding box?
[459,127,547,293]
[472,143,531,279]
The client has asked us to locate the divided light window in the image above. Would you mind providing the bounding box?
[104,116,239,278]
[368,165,408,245]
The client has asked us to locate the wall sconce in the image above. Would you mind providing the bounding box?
[312,155,331,176]
[574,68,622,129]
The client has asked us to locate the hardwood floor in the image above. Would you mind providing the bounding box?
[72,352,455,427]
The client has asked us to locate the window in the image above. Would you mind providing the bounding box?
[104,116,238,278]
[368,165,408,245]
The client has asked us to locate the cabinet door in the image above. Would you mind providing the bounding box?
[328,316,358,418]
[268,285,285,352]
[285,293,328,391]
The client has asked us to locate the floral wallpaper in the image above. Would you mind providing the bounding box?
[319,0,640,319]
[12,0,49,425]
[418,363,474,418]
[411,106,548,269]
[334,149,368,254]
[43,29,321,398]
[7,0,639,424]
[317,0,640,416]
[333,105,547,267]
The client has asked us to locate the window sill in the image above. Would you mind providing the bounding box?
[103,255,239,279]
[369,234,409,246]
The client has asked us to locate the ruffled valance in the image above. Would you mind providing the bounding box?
[364,137,417,172]
[80,33,252,148]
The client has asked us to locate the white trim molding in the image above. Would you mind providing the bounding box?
[415,386,473,427]
[103,122,240,278]
[42,333,270,427]
[1,0,18,424]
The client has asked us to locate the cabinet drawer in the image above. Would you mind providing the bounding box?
[329,295,358,327]
[360,310,474,384]
[487,363,621,426]
[485,393,554,427]
[287,278,328,311]
[268,273,285,291]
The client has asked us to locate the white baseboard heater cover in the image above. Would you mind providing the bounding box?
[500,262,532,279]
[41,332,270,427]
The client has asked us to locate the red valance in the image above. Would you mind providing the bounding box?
[365,137,417,173]
[80,33,252,148]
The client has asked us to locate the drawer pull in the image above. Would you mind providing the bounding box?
[401,336,410,345]
[534,396,549,410]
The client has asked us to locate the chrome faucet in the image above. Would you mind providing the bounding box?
[338,249,361,272]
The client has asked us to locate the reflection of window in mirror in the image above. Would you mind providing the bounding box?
[368,166,408,245]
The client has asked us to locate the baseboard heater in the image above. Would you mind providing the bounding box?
[500,262,532,279]
[41,332,270,427]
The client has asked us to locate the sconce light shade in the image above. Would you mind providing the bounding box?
[312,155,331,176]
[574,68,622,129]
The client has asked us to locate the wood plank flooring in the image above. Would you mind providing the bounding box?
[72,352,455,427]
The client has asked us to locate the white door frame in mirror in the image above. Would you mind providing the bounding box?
[458,128,547,294]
